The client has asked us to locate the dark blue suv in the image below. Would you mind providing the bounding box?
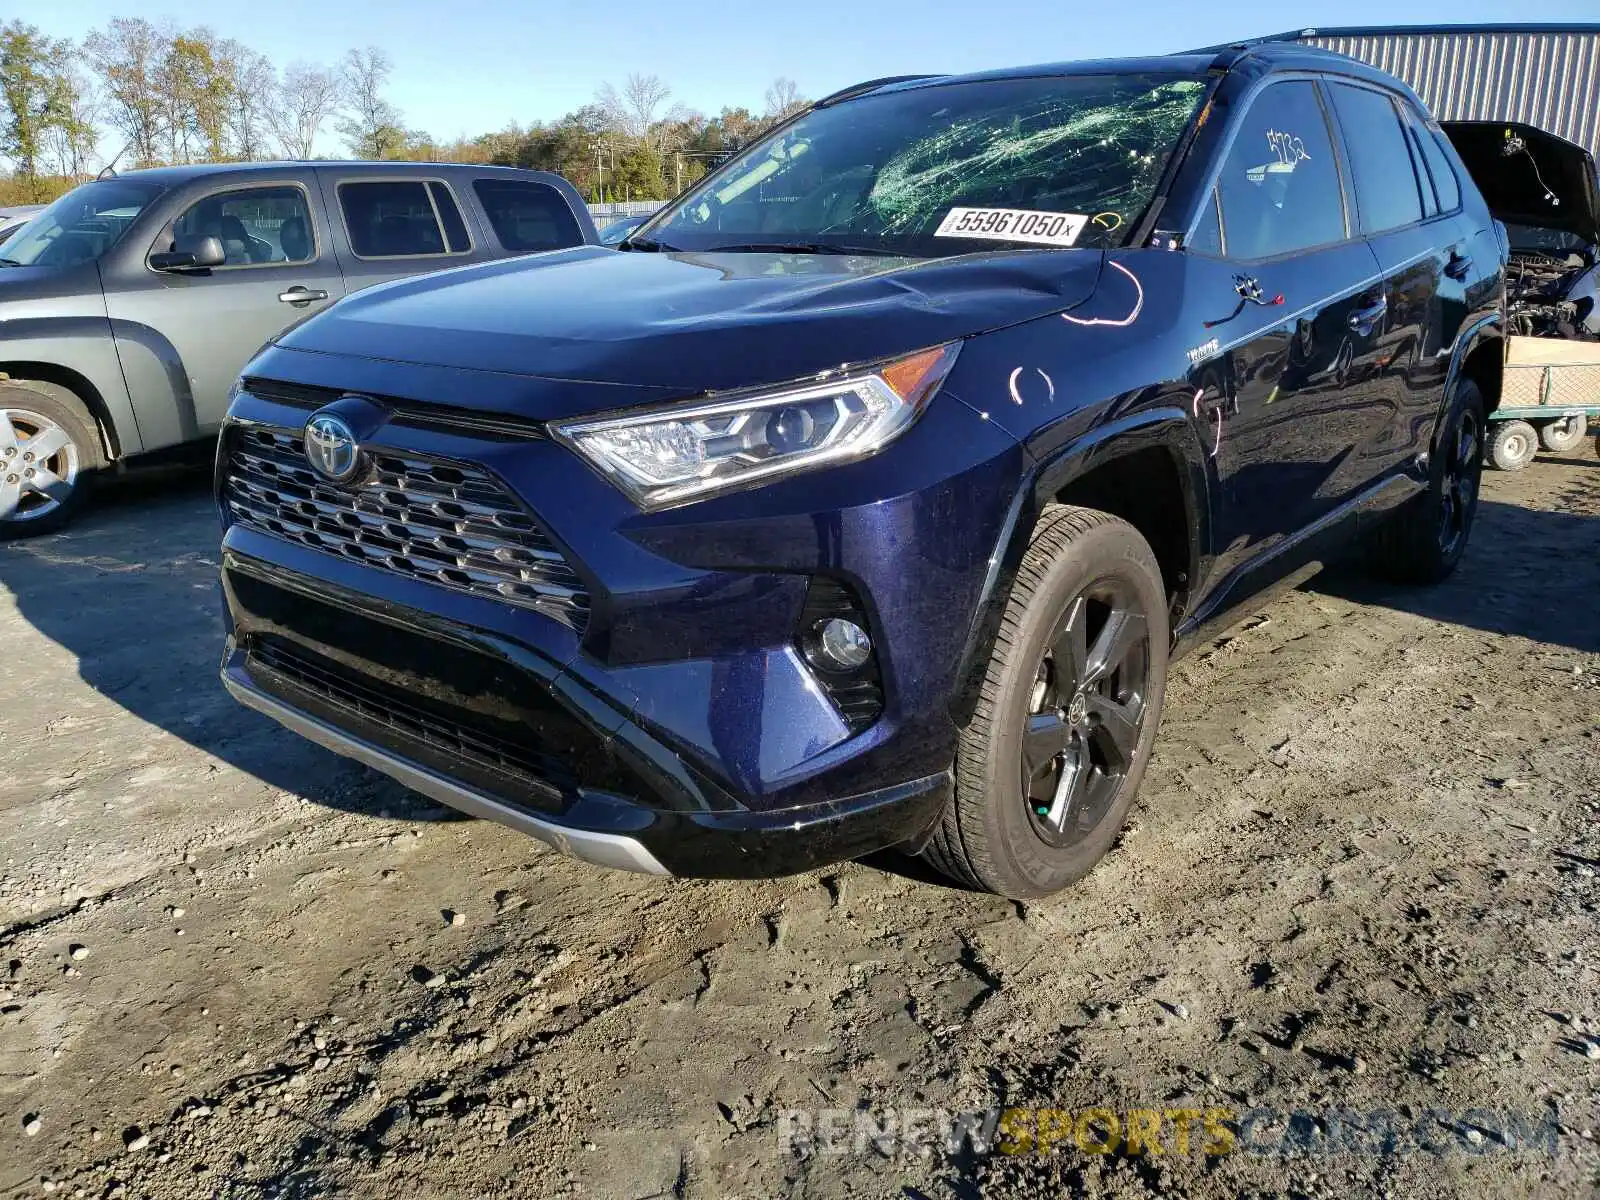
[218,44,1505,898]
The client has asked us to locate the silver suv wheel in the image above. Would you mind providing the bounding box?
[0,407,81,524]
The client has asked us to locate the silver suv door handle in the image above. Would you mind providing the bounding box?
[278,287,328,305]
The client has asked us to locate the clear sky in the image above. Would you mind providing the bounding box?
[30,0,1600,147]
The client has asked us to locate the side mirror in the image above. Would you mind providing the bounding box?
[151,234,226,272]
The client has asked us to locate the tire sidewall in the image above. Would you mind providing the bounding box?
[968,521,1170,897]
[0,381,101,539]
[1430,380,1486,569]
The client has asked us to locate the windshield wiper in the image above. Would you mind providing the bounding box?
[618,235,681,252]
[705,241,902,257]
[0,257,22,267]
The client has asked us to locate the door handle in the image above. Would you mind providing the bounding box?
[1445,249,1473,281]
[278,286,329,305]
[1347,299,1387,331]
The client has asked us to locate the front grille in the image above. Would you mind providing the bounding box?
[247,636,577,797]
[224,425,588,629]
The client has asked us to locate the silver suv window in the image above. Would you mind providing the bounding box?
[164,185,316,266]
[1,180,164,269]
[337,179,471,259]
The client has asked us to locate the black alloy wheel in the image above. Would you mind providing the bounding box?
[1021,580,1151,849]
[1437,404,1481,560]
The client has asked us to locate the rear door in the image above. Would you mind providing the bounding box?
[103,173,345,437]
[1190,76,1388,586]
[1324,81,1455,486]
[316,169,488,294]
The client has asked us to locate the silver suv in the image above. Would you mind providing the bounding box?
[0,161,595,536]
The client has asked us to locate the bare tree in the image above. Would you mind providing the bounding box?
[596,72,672,142]
[763,76,807,122]
[336,46,404,159]
[83,16,170,167]
[42,55,100,177]
[220,40,275,161]
[271,61,338,159]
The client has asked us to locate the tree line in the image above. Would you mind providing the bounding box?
[0,16,810,205]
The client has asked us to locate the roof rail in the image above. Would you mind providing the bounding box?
[815,74,945,108]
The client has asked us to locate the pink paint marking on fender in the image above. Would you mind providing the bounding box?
[1061,260,1144,328]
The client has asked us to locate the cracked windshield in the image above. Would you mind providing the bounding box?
[642,73,1208,256]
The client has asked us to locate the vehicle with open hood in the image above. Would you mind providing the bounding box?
[1444,120,1600,466]
[218,43,1506,898]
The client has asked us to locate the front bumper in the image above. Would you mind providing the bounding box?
[217,350,1024,878]
[222,644,949,876]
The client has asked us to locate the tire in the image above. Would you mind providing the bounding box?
[1487,419,1537,471]
[0,380,105,540]
[1537,413,1588,453]
[922,505,1170,899]
[1367,379,1486,585]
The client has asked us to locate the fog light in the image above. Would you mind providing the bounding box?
[807,617,872,673]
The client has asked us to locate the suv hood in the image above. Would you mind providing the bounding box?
[1443,120,1600,244]
[277,245,1104,393]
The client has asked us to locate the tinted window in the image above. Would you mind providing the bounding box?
[1214,81,1346,259]
[3,180,164,268]
[167,185,314,266]
[1188,188,1223,255]
[1421,127,1462,212]
[473,179,583,252]
[428,181,471,252]
[1327,83,1424,233]
[338,180,458,257]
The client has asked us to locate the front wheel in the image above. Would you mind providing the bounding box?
[1366,380,1485,584]
[0,381,104,540]
[923,505,1169,899]
[1487,419,1537,471]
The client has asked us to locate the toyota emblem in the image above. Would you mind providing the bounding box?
[303,412,361,482]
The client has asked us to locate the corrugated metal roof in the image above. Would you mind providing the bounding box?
[1289,28,1600,158]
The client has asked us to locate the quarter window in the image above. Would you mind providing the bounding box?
[1214,81,1346,260]
[165,185,314,266]
[1188,187,1223,255]
[1327,83,1425,233]
[337,180,469,258]
[472,179,583,252]
[1420,126,1462,213]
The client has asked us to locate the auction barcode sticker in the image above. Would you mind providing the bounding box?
[934,207,1089,247]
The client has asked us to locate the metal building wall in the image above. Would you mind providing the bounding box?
[1295,29,1600,159]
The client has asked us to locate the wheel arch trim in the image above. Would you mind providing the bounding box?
[947,405,1210,726]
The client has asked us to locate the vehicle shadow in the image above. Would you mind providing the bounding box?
[0,468,434,821]
[1309,497,1600,655]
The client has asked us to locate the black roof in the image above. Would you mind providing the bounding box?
[1256,22,1600,38]
[843,41,1422,104]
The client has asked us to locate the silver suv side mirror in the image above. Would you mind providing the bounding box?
[151,234,226,272]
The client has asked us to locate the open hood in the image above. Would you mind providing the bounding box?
[1442,120,1600,245]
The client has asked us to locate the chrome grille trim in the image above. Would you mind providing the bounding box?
[223,425,588,629]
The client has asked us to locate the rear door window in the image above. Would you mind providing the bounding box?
[472,179,583,252]
[1327,83,1426,233]
[1213,80,1347,260]
[337,180,470,258]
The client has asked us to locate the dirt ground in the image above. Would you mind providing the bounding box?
[1,447,1597,1200]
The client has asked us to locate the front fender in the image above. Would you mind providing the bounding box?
[947,405,1211,726]
[0,315,145,457]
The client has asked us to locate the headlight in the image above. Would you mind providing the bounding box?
[552,343,961,510]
